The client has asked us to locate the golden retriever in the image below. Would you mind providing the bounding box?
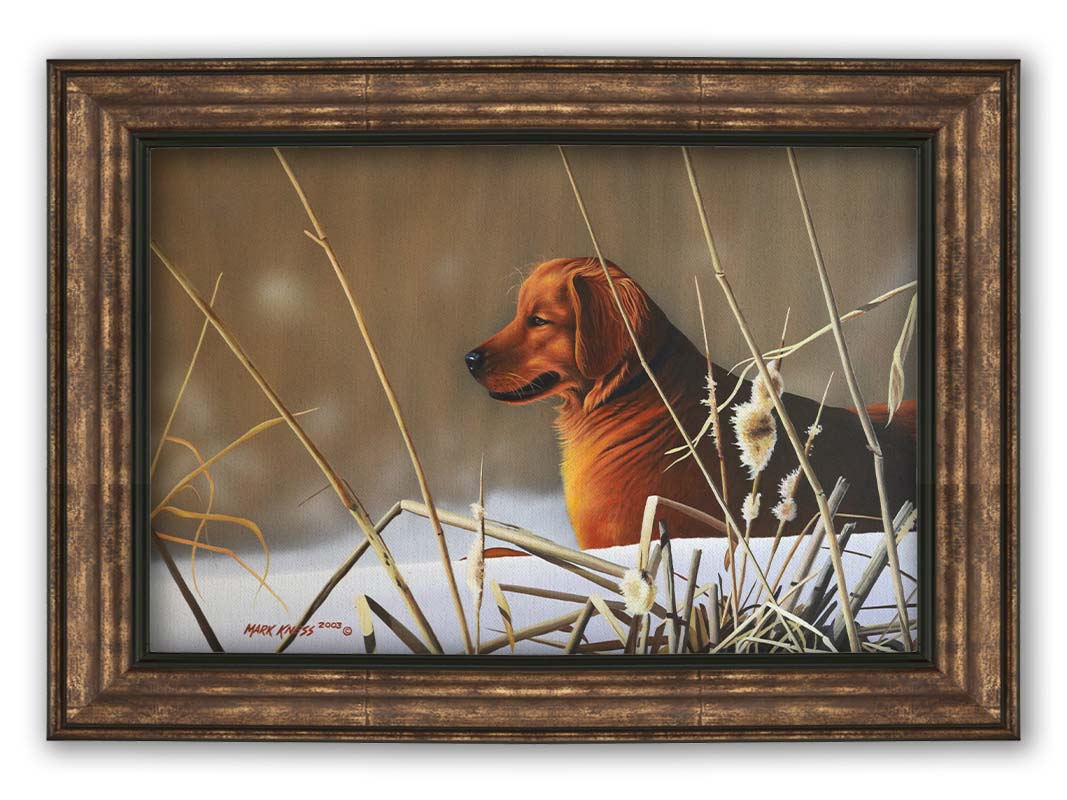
[466,257,916,550]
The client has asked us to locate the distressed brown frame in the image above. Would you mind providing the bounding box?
[47,58,1019,741]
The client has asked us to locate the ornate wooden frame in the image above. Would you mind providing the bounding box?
[47,58,1019,741]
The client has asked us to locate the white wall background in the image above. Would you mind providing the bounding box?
[4,1,1055,795]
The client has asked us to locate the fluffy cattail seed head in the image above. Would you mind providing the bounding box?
[465,537,484,597]
[620,569,656,615]
[779,467,801,500]
[752,360,784,407]
[742,492,761,523]
[732,401,777,479]
[772,497,797,523]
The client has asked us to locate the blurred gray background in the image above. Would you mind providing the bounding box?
[149,144,917,571]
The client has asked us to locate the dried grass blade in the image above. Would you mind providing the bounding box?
[153,531,287,612]
[362,595,431,655]
[150,272,222,478]
[887,292,918,425]
[355,594,376,654]
[489,579,516,653]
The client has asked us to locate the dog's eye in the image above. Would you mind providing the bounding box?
[528,315,550,327]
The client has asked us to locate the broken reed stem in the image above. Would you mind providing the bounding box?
[785,146,913,651]
[558,146,779,608]
[400,499,627,578]
[153,243,443,654]
[565,600,596,654]
[659,522,679,654]
[276,502,402,653]
[480,608,586,654]
[676,548,703,654]
[152,532,223,653]
[150,273,223,479]
[682,146,860,652]
[273,148,473,656]
[694,276,728,509]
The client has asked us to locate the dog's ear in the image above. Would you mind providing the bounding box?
[568,265,653,380]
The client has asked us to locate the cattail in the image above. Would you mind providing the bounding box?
[778,467,801,500]
[466,502,486,597]
[620,568,656,615]
[752,359,784,406]
[742,492,761,522]
[772,497,797,523]
[732,400,777,479]
[465,536,484,597]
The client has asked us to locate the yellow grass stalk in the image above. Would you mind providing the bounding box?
[161,434,216,598]
[785,146,913,651]
[273,148,472,655]
[489,579,516,653]
[153,530,287,612]
[682,146,861,652]
[153,243,443,654]
[157,504,271,588]
[153,409,318,516]
[150,272,223,479]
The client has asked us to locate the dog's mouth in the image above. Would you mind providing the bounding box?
[489,372,561,403]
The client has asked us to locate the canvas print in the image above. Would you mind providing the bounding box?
[148,144,920,655]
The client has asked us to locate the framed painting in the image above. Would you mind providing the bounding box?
[48,57,1018,740]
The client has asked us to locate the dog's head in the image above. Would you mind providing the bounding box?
[465,257,667,412]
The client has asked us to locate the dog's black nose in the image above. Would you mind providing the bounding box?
[464,349,486,376]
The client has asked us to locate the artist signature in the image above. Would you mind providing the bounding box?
[243,620,353,639]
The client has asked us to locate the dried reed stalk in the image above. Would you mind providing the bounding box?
[355,595,376,654]
[150,273,222,478]
[682,146,860,652]
[694,276,728,508]
[152,532,223,652]
[565,600,596,654]
[558,146,779,610]
[273,148,472,655]
[472,458,486,651]
[399,500,627,578]
[479,608,586,654]
[276,501,402,653]
[786,146,913,651]
[675,548,703,654]
[778,477,849,614]
[802,522,856,624]
[361,595,431,655]
[833,502,916,646]
[153,243,442,654]
[659,522,679,654]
